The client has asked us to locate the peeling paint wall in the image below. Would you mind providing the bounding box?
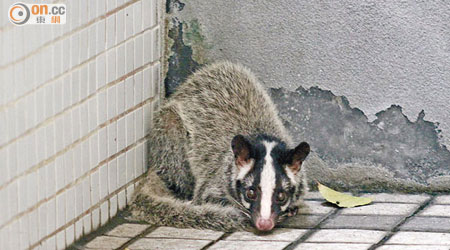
[165,0,450,192]
[164,18,199,97]
[271,87,450,192]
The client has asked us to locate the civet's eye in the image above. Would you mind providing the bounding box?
[276,191,287,204]
[245,188,257,200]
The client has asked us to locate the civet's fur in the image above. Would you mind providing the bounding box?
[130,62,310,232]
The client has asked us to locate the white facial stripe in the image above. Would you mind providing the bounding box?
[236,159,254,180]
[260,141,277,220]
[285,167,298,186]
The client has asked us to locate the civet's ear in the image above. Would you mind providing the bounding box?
[285,142,310,174]
[231,135,253,168]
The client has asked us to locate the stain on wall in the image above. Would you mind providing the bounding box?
[164,18,199,97]
[271,87,450,193]
[166,0,184,13]
[182,19,211,65]
[165,0,210,97]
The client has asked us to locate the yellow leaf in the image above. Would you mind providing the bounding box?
[317,182,373,208]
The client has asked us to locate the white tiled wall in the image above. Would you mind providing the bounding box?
[0,0,163,249]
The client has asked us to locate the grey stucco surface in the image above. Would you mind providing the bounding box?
[165,0,450,192]
[271,87,450,192]
[171,0,450,147]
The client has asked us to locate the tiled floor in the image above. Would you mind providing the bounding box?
[70,192,450,250]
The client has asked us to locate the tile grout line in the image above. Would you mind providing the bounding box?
[0,22,159,116]
[29,175,146,250]
[0,130,152,231]
[201,232,231,250]
[0,90,157,230]
[0,0,139,70]
[0,1,163,249]
[0,127,150,232]
[0,93,157,194]
[282,209,342,250]
[140,236,233,241]
[0,0,65,33]
[0,57,159,155]
[0,54,161,174]
[0,59,158,173]
[116,225,159,250]
[367,195,436,250]
[304,198,434,204]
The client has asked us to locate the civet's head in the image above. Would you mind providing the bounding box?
[230,134,310,232]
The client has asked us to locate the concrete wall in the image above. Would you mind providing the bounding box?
[0,0,162,249]
[166,0,450,192]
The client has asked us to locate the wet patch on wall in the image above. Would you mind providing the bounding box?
[270,87,450,193]
[164,18,200,97]
[181,19,211,66]
[165,0,209,97]
[166,0,185,14]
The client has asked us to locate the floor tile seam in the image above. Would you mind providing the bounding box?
[116,226,159,250]
[201,232,230,250]
[416,215,450,218]
[398,228,450,233]
[367,195,436,250]
[305,199,427,205]
[223,239,295,242]
[139,236,227,241]
[319,226,396,231]
[403,215,450,219]
[282,208,341,250]
[321,214,405,218]
[380,243,450,246]
[304,240,384,244]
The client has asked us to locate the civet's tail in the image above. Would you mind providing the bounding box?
[129,171,250,232]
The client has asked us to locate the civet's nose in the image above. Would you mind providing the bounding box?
[255,218,275,231]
